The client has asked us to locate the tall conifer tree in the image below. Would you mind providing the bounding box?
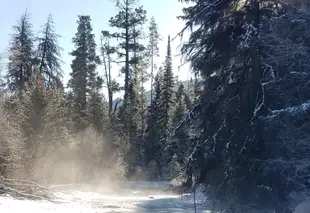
[7,11,35,92]
[37,14,63,88]
[159,35,175,146]
[147,17,160,102]
[108,0,146,123]
[68,15,98,131]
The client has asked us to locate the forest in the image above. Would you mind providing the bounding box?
[1,0,310,212]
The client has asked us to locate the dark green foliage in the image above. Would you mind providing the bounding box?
[159,36,175,154]
[7,11,35,92]
[68,15,98,131]
[37,15,63,88]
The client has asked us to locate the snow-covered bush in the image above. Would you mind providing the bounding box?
[0,94,25,179]
[115,150,128,181]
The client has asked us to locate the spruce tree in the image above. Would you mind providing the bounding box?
[100,31,120,121]
[159,35,175,150]
[68,15,97,131]
[36,14,63,88]
[7,11,35,92]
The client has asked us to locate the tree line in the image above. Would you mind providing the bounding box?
[0,0,202,183]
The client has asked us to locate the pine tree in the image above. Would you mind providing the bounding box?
[147,17,160,102]
[125,22,148,177]
[68,15,98,131]
[109,0,147,177]
[100,31,120,121]
[108,0,147,120]
[36,14,63,88]
[7,11,35,92]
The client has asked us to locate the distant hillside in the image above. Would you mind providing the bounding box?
[112,80,191,108]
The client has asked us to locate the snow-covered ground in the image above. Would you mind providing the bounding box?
[0,181,211,213]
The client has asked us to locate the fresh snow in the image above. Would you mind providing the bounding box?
[271,101,310,115]
[0,181,211,213]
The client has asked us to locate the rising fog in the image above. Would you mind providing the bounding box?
[0,83,127,190]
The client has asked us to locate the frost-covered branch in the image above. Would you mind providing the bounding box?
[251,80,265,121]
[170,99,202,137]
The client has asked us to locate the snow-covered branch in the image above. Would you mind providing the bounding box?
[170,99,202,137]
[1,177,56,200]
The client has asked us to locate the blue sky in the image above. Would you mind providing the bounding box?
[0,0,191,97]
